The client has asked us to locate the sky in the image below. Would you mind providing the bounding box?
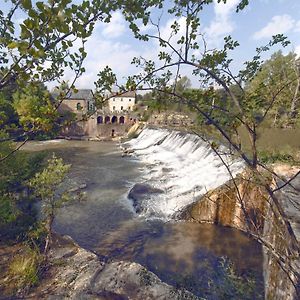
[2,0,300,90]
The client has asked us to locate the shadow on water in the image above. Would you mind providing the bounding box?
[96,220,264,299]
[23,140,264,299]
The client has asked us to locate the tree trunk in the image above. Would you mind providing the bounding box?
[289,75,300,120]
[44,213,54,255]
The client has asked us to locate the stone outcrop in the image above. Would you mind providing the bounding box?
[179,166,300,300]
[28,235,199,300]
[128,183,164,213]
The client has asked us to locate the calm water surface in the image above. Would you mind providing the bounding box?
[24,140,264,298]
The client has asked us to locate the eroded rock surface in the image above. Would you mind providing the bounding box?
[28,235,198,300]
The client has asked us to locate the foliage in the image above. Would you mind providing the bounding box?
[246,51,300,127]
[29,154,71,253]
[258,150,296,165]
[0,139,46,238]
[164,256,261,300]
[13,82,58,133]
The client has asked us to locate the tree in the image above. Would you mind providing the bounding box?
[29,155,71,254]
[246,51,300,127]
[0,0,160,140]
[95,0,300,296]
[13,82,58,133]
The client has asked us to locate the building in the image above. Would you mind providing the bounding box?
[57,89,95,115]
[108,91,136,113]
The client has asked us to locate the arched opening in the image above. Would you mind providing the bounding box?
[119,116,125,124]
[105,116,110,124]
[111,129,115,137]
[97,116,103,124]
[76,102,82,110]
[111,116,117,123]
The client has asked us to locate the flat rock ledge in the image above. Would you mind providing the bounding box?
[28,235,199,300]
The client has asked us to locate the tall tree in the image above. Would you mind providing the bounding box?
[246,51,300,127]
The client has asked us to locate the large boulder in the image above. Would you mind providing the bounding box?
[128,183,164,213]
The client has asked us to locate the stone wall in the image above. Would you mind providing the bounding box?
[180,170,300,300]
[60,116,134,139]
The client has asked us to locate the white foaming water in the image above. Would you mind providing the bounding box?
[125,127,244,220]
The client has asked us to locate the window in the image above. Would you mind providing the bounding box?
[128,106,131,110]
[121,106,123,111]
[113,98,115,101]
[129,99,131,101]
[76,102,82,110]
[121,98,123,101]
[113,106,116,110]
[88,102,94,111]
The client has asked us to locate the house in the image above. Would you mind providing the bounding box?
[57,89,95,115]
[108,91,136,113]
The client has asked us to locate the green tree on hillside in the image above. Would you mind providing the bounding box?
[13,82,58,133]
[246,51,300,127]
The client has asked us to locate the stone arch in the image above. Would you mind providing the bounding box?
[105,116,110,124]
[111,116,117,123]
[97,116,103,124]
[119,116,125,124]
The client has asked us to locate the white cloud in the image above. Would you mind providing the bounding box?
[204,0,239,47]
[214,0,239,19]
[102,11,126,38]
[295,20,300,33]
[253,14,295,40]
[75,37,139,88]
[295,45,300,58]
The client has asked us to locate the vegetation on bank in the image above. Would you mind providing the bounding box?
[0,0,299,298]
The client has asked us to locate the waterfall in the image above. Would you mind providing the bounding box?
[125,127,244,220]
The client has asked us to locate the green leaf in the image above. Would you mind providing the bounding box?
[7,42,18,49]
[22,0,32,9]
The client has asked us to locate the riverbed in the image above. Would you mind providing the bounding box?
[23,139,264,299]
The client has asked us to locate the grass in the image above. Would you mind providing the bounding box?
[8,246,42,293]
[238,126,300,165]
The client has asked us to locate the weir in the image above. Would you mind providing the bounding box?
[125,127,244,219]
[126,127,300,300]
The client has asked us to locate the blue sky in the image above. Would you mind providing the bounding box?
[2,0,300,89]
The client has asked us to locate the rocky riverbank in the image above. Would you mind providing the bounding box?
[24,234,199,300]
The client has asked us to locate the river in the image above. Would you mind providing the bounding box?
[23,137,264,299]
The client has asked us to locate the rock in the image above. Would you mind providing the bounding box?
[92,261,198,300]
[68,183,87,193]
[122,149,134,157]
[28,235,199,300]
[128,183,164,213]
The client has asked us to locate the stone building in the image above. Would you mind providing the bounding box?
[108,91,136,112]
[57,89,138,139]
[57,89,95,116]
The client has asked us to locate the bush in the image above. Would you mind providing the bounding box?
[258,149,296,164]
